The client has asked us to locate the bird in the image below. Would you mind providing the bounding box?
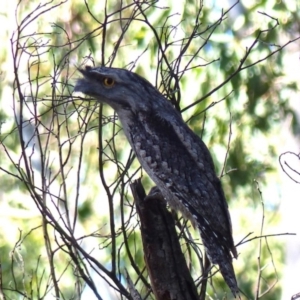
[74,65,239,297]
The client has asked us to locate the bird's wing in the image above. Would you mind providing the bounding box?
[129,110,236,253]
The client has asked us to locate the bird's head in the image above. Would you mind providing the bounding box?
[74,66,166,114]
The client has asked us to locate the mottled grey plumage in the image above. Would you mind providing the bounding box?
[74,66,239,297]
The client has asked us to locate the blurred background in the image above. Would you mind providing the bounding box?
[0,0,299,299]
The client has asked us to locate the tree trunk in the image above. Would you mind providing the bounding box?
[131,179,199,300]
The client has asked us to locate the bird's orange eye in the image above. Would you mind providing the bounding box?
[103,77,115,87]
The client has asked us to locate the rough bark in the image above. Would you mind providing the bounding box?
[131,179,199,300]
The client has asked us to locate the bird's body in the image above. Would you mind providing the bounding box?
[74,66,239,297]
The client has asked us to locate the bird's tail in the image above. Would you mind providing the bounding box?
[200,231,240,298]
[218,257,240,299]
